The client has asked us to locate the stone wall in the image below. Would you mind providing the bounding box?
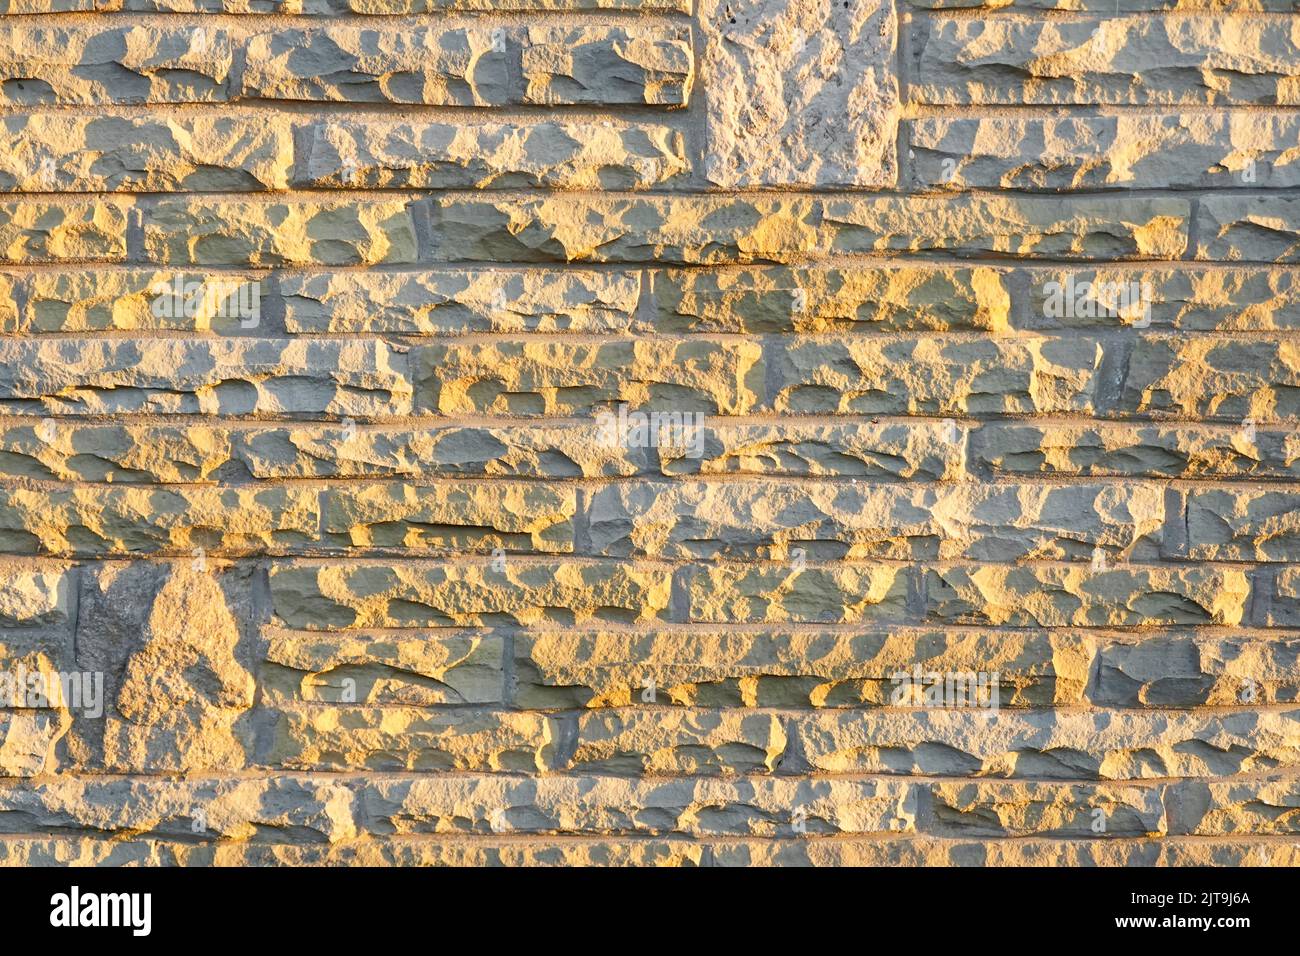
[0,0,1298,867]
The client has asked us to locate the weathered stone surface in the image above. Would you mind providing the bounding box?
[699,0,898,187]
[1121,335,1300,421]
[270,560,672,629]
[0,561,71,627]
[143,199,417,266]
[282,270,640,334]
[515,628,1092,708]
[658,421,967,480]
[797,710,1300,777]
[0,777,357,843]
[589,480,1165,561]
[0,484,319,555]
[0,201,126,262]
[652,266,1011,333]
[687,564,911,624]
[1197,196,1300,262]
[907,0,1298,8]
[263,630,503,706]
[69,562,255,773]
[767,336,1101,414]
[0,422,645,482]
[242,25,692,106]
[415,339,762,416]
[300,120,686,190]
[0,114,293,192]
[912,16,1300,105]
[18,270,270,333]
[1094,635,1300,706]
[428,196,1186,263]
[0,711,68,776]
[909,115,1300,190]
[1020,268,1300,331]
[318,481,576,553]
[1270,567,1300,626]
[0,25,235,104]
[1186,487,1300,560]
[1168,778,1300,835]
[925,565,1251,627]
[0,273,16,331]
[0,339,412,417]
[929,781,1166,837]
[975,421,1300,479]
[361,775,915,835]
[572,709,788,774]
[267,706,557,771]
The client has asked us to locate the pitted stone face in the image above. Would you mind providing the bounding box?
[700,0,900,187]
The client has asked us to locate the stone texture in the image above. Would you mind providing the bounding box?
[299,120,687,190]
[652,266,1011,333]
[912,16,1300,105]
[282,270,641,334]
[0,339,412,416]
[929,781,1166,837]
[589,480,1165,560]
[1121,335,1300,421]
[687,563,911,624]
[909,115,1300,190]
[699,0,898,187]
[0,201,126,262]
[0,114,293,192]
[572,709,788,774]
[1197,196,1300,262]
[1186,487,1300,560]
[1094,635,1300,706]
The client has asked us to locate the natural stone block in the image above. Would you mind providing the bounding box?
[299,120,687,190]
[926,565,1251,627]
[1094,634,1300,706]
[929,781,1166,837]
[1167,778,1300,835]
[1197,196,1300,262]
[1186,487,1300,560]
[269,560,673,629]
[0,201,126,262]
[1121,335,1300,421]
[262,630,503,706]
[652,266,1011,333]
[281,270,640,334]
[143,199,417,266]
[687,564,911,624]
[767,336,1101,415]
[415,339,762,416]
[571,709,788,774]
[589,480,1165,560]
[0,561,72,627]
[699,0,898,187]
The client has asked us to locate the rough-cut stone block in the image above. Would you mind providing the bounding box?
[360,775,915,835]
[1197,196,1300,262]
[299,120,687,190]
[515,628,1091,708]
[269,560,672,629]
[0,485,319,555]
[318,481,576,553]
[571,709,788,774]
[143,200,417,266]
[1186,487,1300,560]
[1269,567,1300,626]
[242,25,692,106]
[1020,268,1300,331]
[415,339,762,416]
[687,564,911,624]
[797,709,1300,778]
[0,114,292,192]
[0,339,412,417]
[1167,778,1300,835]
[767,336,1101,415]
[912,16,1300,105]
[0,561,71,627]
[652,266,1011,333]
[267,706,557,771]
[974,422,1300,479]
[0,25,235,105]
[0,202,126,262]
[699,0,898,187]
[262,630,503,706]
[19,270,270,333]
[1094,635,1300,706]
[657,421,966,480]
[929,781,1166,837]
[1121,335,1300,421]
[281,270,640,334]
[925,565,1251,627]
[909,115,1300,191]
[0,711,67,777]
[589,480,1165,561]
